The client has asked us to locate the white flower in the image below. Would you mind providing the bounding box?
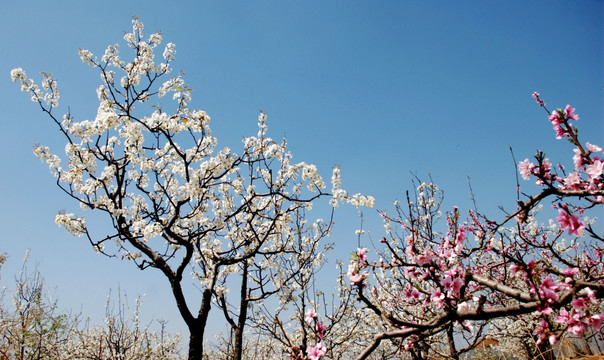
[10,67,24,81]
[78,49,95,66]
[55,212,86,236]
[163,42,176,62]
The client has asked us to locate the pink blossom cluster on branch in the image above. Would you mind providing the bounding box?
[345,95,603,359]
[304,309,327,360]
[286,309,328,360]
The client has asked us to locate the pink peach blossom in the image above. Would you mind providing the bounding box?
[586,160,603,181]
[519,159,535,180]
[573,148,584,170]
[305,309,317,323]
[556,209,585,236]
[307,342,326,360]
[564,104,579,121]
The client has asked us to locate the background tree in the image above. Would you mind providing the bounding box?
[11,17,372,360]
[0,252,75,360]
[0,252,184,360]
[244,245,367,360]
[62,290,182,360]
[213,206,333,359]
[348,96,604,359]
[0,253,6,276]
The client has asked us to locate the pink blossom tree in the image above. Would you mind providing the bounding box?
[348,94,603,360]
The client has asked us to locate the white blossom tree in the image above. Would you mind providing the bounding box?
[63,290,183,360]
[0,251,184,360]
[11,17,373,360]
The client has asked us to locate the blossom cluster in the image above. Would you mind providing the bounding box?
[518,98,603,238]
[304,309,327,360]
[347,247,369,285]
[346,96,603,359]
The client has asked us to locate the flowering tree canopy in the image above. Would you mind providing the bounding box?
[11,17,373,360]
[11,15,602,360]
[348,93,603,359]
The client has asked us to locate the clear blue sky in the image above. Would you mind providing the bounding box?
[1,1,602,337]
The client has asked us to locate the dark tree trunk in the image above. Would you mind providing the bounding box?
[187,288,213,360]
[233,262,249,360]
[188,328,205,360]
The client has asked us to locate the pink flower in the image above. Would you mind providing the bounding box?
[454,226,466,254]
[556,209,585,236]
[548,111,561,124]
[347,263,356,276]
[564,105,579,121]
[555,308,570,324]
[533,318,550,343]
[541,276,557,288]
[347,263,365,285]
[415,252,433,266]
[437,241,453,259]
[307,342,326,360]
[519,159,535,180]
[405,244,414,259]
[568,319,586,336]
[532,91,546,107]
[548,111,566,139]
[586,160,603,181]
[562,172,582,190]
[539,158,552,176]
[589,314,603,329]
[584,287,598,305]
[315,321,327,336]
[561,267,579,277]
[356,247,368,262]
[431,288,445,307]
[404,267,418,280]
[536,307,553,316]
[509,263,521,274]
[539,276,560,302]
[305,309,317,324]
[586,142,602,153]
[571,297,587,310]
[549,334,557,346]
[457,301,470,313]
[348,273,364,285]
[573,148,584,170]
[451,278,464,295]
[442,276,464,297]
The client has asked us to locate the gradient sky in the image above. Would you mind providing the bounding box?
[1,1,602,338]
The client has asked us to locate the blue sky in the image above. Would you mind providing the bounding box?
[1,1,602,337]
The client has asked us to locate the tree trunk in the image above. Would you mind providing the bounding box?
[188,328,205,360]
[187,288,213,360]
[233,262,249,360]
